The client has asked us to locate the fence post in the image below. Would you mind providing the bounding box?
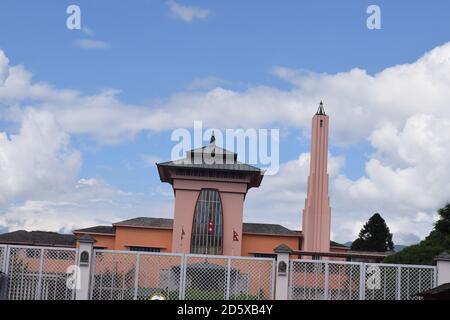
[359,263,366,300]
[435,252,450,286]
[323,262,329,300]
[76,235,96,300]
[274,244,292,300]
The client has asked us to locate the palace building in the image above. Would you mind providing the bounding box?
[0,103,352,258]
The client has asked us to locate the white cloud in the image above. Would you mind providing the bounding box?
[2,43,450,243]
[0,178,173,233]
[81,26,95,37]
[73,39,110,50]
[0,50,9,86]
[185,76,228,90]
[0,109,81,204]
[167,0,210,22]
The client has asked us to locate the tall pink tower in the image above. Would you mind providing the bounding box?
[302,101,331,253]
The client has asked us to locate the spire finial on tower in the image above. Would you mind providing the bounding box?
[316,101,326,115]
[210,131,216,145]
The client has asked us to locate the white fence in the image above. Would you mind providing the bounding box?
[90,250,276,300]
[289,260,437,300]
[0,244,440,300]
[0,245,78,300]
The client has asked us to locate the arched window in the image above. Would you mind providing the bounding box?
[190,189,223,255]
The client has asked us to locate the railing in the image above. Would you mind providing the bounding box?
[0,243,440,301]
[1,245,78,300]
[89,250,276,300]
[289,259,437,300]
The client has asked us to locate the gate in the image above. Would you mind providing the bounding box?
[289,259,436,300]
[90,250,276,300]
[1,245,78,300]
[90,250,184,300]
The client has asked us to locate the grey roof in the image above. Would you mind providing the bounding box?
[74,225,116,235]
[78,234,96,244]
[274,244,293,253]
[157,159,262,173]
[316,101,326,115]
[243,223,298,236]
[435,251,450,261]
[0,230,76,247]
[417,283,450,296]
[113,217,174,229]
[330,241,349,248]
[111,217,299,236]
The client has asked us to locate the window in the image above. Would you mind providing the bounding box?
[190,189,223,255]
[128,246,161,252]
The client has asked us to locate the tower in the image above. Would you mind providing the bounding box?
[302,102,331,253]
[157,134,264,256]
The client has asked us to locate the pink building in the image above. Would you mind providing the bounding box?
[1,102,350,259]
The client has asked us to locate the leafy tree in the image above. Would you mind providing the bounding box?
[351,213,394,252]
[384,203,450,265]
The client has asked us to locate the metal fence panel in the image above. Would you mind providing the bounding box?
[90,250,184,300]
[5,246,77,300]
[290,261,326,300]
[328,262,362,300]
[289,259,436,301]
[0,245,6,273]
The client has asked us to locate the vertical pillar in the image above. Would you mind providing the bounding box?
[76,235,96,300]
[435,252,450,286]
[274,244,292,300]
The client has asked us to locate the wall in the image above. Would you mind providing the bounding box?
[171,178,248,256]
[241,234,300,257]
[114,226,173,252]
[74,233,115,249]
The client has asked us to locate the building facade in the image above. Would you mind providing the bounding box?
[0,103,350,258]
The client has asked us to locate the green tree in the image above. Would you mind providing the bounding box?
[384,203,450,265]
[351,213,394,252]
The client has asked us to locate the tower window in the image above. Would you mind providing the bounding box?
[320,120,324,128]
[190,189,223,255]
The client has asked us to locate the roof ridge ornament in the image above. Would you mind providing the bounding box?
[210,130,216,145]
[316,101,326,115]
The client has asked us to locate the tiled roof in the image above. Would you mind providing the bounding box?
[111,217,299,236]
[113,217,174,229]
[73,226,116,235]
[0,230,76,247]
[157,159,262,173]
[330,241,349,248]
[243,223,298,236]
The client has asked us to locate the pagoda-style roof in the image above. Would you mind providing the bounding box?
[157,136,264,189]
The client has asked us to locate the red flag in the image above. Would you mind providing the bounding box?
[233,229,239,242]
[208,221,214,235]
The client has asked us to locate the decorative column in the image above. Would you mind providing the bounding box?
[274,244,292,300]
[302,102,331,254]
[435,251,450,286]
[76,234,96,300]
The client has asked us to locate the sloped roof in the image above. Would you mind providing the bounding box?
[73,226,116,235]
[330,241,349,248]
[243,223,298,236]
[113,217,174,229]
[0,230,76,247]
[111,217,301,236]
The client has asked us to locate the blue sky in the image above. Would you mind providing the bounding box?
[1,1,450,245]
